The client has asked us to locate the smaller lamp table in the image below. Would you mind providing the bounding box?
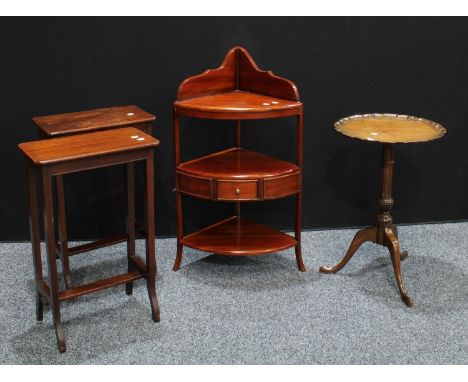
[319,113,446,306]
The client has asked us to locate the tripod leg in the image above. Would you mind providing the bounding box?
[391,225,408,260]
[320,226,377,273]
[384,227,413,307]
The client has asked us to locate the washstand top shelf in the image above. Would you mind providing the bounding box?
[174,90,301,116]
[174,46,301,119]
[335,113,446,144]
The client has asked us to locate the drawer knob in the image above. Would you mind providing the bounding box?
[235,188,241,195]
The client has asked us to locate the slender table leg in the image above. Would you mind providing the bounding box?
[235,120,241,218]
[295,191,306,272]
[144,151,160,322]
[320,144,413,306]
[135,122,153,239]
[125,163,136,295]
[26,163,44,321]
[295,111,306,271]
[55,175,72,288]
[173,191,184,271]
[173,109,184,271]
[41,167,66,352]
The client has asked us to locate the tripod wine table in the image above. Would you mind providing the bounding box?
[319,114,446,306]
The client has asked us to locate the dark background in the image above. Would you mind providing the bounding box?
[1,17,467,241]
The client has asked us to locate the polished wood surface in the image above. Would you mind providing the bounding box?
[58,272,142,301]
[237,47,299,101]
[335,113,446,143]
[321,114,445,306]
[175,90,301,115]
[176,46,237,101]
[217,180,258,200]
[176,148,301,201]
[181,216,297,255]
[177,171,301,201]
[19,127,159,165]
[264,172,301,200]
[21,132,160,352]
[33,106,154,291]
[177,46,299,102]
[175,46,301,119]
[176,172,212,199]
[33,105,155,136]
[178,147,299,179]
[173,46,304,272]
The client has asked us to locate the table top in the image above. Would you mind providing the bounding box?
[33,105,155,136]
[19,127,159,165]
[335,113,446,143]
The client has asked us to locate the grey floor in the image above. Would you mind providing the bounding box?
[0,222,467,364]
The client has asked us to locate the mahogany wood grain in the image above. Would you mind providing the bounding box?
[129,255,148,276]
[177,148,301,201]
[177,47,237,101]
[237,47,299,101]
[37,279,51,305]
[177,46,299,102]
[177,172,212,199]
[181,216,297,256]
[236,120,241,147]
[175,90,301,115]
[41,166,66,352]
[263,172,301,200]
[33,106,154,289]
[321,115,446,306]
[59,272,142,301]
[33,105,155,136]
[19,127,159,165]
[26,162,44,321]
[173,191,184,271]
[294,112,304,271]
[143,149,160,322]
[173,46,305,271]
[55,176,71,288]
[174,106,300,120]
[20,130,160,352]
[178,147,299,179]
[125,162,136,295]
[335,113,446,143]
[174,46,301,119]
[217,179,258,200]
[67,234,128,255]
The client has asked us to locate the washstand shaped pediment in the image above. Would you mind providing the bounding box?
[176,46,300,102]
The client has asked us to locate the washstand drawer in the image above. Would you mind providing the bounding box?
[217,180,258,200]
[177,172,212,199]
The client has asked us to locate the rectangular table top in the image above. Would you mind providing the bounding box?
[19,127,159,165]
[32,105,155,136]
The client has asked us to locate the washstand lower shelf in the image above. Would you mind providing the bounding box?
[181,216,297,256]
